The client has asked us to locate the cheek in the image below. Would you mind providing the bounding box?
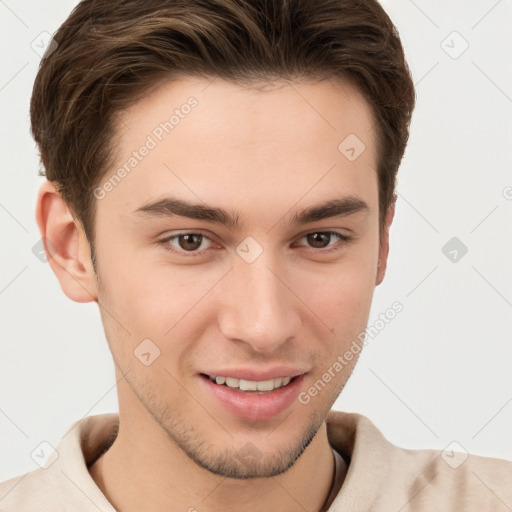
[268,249,377,352]
[96,252,221,368]
[305,244,379,327]
[313,276,375,345]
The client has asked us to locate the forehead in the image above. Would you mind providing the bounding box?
[117,76,376,152]
[101,76,378,222]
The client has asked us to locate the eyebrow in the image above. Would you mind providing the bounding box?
[132,195,368,229]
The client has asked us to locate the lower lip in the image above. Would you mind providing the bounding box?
[199,374,305,421]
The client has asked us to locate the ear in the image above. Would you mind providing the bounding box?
[375,198,395,286]
[35,180,98,303]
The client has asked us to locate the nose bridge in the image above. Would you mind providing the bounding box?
[218,251,299,351]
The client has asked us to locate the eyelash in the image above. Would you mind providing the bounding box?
[159,231,352,257]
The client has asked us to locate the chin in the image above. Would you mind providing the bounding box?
[159,406,324,479]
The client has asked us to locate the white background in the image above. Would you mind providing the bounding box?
[0,0,511,481]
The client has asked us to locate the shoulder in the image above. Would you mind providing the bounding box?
[326,410,512,511]
[0,413,119,512]
[390,443,512,510]
[0,469,63,511]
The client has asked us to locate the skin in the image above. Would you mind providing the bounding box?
[36,76,394,512]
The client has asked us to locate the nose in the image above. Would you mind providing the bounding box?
[217,253,301,353]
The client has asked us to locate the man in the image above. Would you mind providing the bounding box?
[1,0,510,510]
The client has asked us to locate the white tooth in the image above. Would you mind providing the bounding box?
[256,379,275,391]
[239,379,258,391]
[225,377,239,388]
[216,375,291,390]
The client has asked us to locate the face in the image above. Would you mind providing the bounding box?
[91,76,385,478]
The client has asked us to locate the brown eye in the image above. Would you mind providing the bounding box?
[162,233,213,255]
[177,234,204,251]
[296,231,350,252]
[306,232,332,249]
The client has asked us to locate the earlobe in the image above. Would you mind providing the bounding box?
[375,199,396,286]
[35,180,98,303]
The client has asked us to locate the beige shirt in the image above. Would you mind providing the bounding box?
[1,411,511,511]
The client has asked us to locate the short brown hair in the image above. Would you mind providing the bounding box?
[31,0,415,247]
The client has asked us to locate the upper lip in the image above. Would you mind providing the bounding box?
[201,367,308,381]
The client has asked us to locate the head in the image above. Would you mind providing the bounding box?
[34,0,414,478]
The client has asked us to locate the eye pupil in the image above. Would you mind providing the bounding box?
[166,231,344,256]
[179,234,203,251]
[307,232,330,248]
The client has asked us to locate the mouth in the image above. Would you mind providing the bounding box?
[200,373,299,393]
[199,372,307,421]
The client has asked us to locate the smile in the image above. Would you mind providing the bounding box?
[205,374,294,392]
[200,372,306,420]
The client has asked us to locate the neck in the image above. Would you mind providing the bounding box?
[89,412,346,512]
